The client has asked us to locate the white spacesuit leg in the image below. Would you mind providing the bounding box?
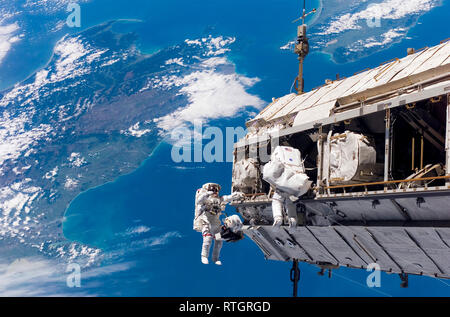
[201,225,213,264]
[272,191,284,228]
[285,198,297,228]
[212,239,223,265]
[210,219,223,265]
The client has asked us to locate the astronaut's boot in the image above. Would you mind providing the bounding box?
[212,239,223,265]
[201,234,213,264]
[288,217,297,229]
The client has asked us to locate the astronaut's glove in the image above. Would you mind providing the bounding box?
[222,192,244,204]
[231,191,245,201]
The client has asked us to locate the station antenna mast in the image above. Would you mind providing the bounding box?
[292,0,316,94]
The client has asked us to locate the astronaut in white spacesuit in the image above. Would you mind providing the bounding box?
[193,183,243,265]
[262,146,312,229]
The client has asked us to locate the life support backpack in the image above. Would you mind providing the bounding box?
[262,146,312,197]
[193,187,206,232]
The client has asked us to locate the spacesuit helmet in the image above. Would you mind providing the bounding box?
[224,215,243,233]
[202,183,221,193]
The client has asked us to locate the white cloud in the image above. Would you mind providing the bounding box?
[0,35,116,108]
[64,177,79,190]
[12,164,31,175]
[64,243,101,264]
[104,230,183,261]
[153,63,264,132]
[147,231,182,247]
[44,166,59,180]
[0,179,42,239]
[68,152,87,167]
[319,0,439,35]
[80,261,135,279]
[0,256,133,296]
[125,225,151,236]
[120,122,152,138]
[363,27,407,48]
[200,57,228,67]
[0,258,64,296]
[143,36,265,133]
[101,58,120,67]
[51,36,94,82]
[185,39,202,46]
[0,22,21,65]
[185,36,236,56]
[23,0,91,13]
[165,57,185,66]
[0,110,52,174]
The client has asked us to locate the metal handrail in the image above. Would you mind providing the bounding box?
[353,67,371,76]
[244,193,267,197]
[374,58,399,81]
[323,175,450,190]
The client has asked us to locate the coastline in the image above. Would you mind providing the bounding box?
[61,140,165,240]
[0,19,143,94]
[309,0,323,27]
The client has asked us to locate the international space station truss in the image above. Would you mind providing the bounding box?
[231,38,450,289]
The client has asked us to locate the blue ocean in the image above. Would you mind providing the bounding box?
[1,0,450,296]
